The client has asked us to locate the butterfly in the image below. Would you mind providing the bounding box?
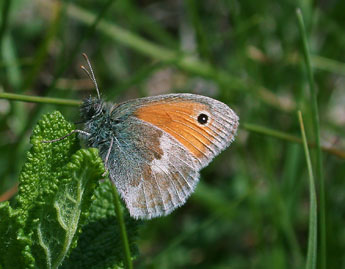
[45,54,239,220]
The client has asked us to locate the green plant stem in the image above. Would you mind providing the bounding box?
[0,92,81,106]
[242,123,345,159]
[243,122,301,143]
[298,111,317,269]
[296,9,326,269]
[1,93,344,160]
[110,182,132,269]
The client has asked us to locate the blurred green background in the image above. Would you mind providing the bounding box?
[0,0,344,268]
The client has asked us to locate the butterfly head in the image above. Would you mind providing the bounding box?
[80,96,105,122]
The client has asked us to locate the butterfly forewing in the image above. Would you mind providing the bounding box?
[132,94,239,168]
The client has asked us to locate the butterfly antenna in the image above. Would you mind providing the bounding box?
[81,53,101,99]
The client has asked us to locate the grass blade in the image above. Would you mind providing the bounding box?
[110,183,133,269]
[296,9,326,268]
[298,111,317,269]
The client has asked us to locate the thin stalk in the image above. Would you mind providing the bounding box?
[110,182,133,269]
[296,9,326,269]
[1,93,344,160]
[243,122,301,143]
[0,92,81,106]
[243,122,345,159]
[298,111,317,269]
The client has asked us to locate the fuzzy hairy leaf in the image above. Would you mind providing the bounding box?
[0,111,105,268]
[62,180,140,269]
[32,148,105,268]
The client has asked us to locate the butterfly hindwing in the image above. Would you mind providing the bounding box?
[103,117,199,219]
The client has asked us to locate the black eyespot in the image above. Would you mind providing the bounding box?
[197,113,208,125]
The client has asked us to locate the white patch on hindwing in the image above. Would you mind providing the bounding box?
[124,132,201,219]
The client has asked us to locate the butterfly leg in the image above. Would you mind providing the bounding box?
[41,129,91,143]
[102,137,114,177]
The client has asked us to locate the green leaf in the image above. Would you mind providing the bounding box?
[33,148,105,268]
[0,111,105,269]
[62,180,140,269]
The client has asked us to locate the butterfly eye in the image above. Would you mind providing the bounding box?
[89,106,98,116]
[197,113,209,125]
[81,97,104,121]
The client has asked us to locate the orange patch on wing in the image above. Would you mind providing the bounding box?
[135,101,216,159]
